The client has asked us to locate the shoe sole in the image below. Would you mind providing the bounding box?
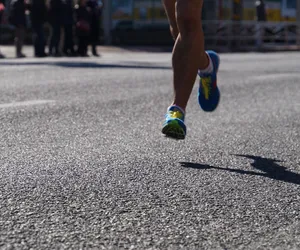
[198,86,221,112]
[162,120,186,140]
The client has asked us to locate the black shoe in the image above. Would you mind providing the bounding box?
[77,50,89,57]
[16,53,26,58]
[92,48,99,57]
[35,53,48,58]
[64,50,78,57]
[54,52,62,57]
[69,52,78,57]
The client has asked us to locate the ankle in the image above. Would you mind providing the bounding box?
[170,104,185,114]
[199,53,213,75]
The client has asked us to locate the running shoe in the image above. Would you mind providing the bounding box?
[198,50,220,112]
[162,105,186,140]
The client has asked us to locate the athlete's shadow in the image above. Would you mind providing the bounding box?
[181,154,300,185]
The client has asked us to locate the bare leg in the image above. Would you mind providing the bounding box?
[163,0,208,111]
[162,0,178,40]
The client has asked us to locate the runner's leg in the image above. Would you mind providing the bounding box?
[163,0,209,111]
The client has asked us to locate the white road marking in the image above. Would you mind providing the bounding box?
[0,100,55,109]
[250,73,299,81]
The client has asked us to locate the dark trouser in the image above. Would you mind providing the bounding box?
[90,24,99,53]
[15,26,25,56]
[90,33,97,53]
[32,23,45,56]
[63,24,75,54]
[91,41,97,54]
[49,22,61,54]
[77,35,88,56]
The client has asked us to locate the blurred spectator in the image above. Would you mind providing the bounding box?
[75,0,90,56]
[256,0,267,22]
[9,0,27,58]
[62,0,76,56]
[48,0,63,56]
[30,0,47,57]
[0,0,5,58]
[0,1,3,21]
[86,0,102,56]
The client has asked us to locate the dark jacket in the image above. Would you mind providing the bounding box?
[9,0,26,26]
[30,0,47,24]
[62,0,74,25]
[75,4,91,36]
[256,0,267,21]
[86,0,100,25]
[0,0,5,23]
[86,0,101,40]
[48,0,63,24]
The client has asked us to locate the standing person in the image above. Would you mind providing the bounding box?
[161,0,220,140]
[256,0,267,22]
[86,0,102,56]
[0,0,5,58]
[48,0,63,56]
[75,0,90,56]
[30,0,47,57]
[9,0,27,58]
[62,0,76,56]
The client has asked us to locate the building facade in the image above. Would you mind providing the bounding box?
[109,0,297,26]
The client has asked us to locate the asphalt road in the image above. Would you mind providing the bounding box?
[0,50,300,249]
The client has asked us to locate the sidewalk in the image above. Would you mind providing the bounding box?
[1,44,299,59]
[0,45,173,59]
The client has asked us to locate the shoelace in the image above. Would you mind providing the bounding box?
[168,110,184,120]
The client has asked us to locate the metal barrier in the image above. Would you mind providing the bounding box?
[110,20,300,50]
[202,20,300,51]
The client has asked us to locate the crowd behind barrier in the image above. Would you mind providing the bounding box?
[0,0,103,58]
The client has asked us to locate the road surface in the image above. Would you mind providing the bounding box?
[0,50,300,249]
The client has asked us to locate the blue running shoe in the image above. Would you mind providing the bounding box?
[162,105,186,140]
[198,50,220,112]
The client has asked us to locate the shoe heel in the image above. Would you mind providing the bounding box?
[206,50,220,72]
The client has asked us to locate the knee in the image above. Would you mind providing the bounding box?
[176,0,203,34]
